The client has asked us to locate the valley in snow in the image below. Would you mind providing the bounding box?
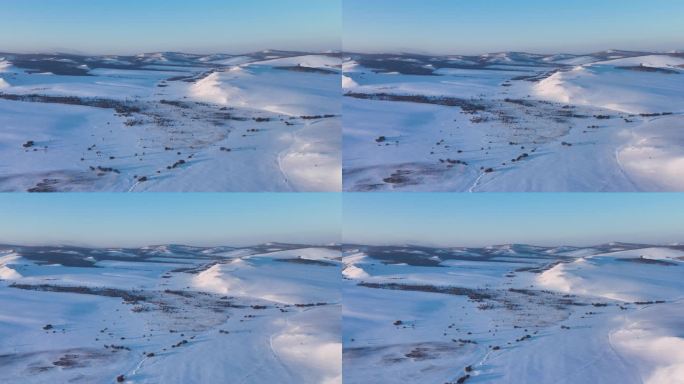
[342,243,684,384]
[0,51,341,192]
[0,244,341,383]
[343,50,684,191]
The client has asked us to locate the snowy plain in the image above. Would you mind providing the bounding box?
[342,243,684,384]
[0,244,341,383]
[2,240,683,383]
[0,51,341,192]
[343,50,684,191]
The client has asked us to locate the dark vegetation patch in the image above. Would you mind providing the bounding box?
[639,112,673,117]
[350,52,562,76]
[27,179,60,193]
[274,65,338,75]
[300,114,337,119]
[167,69,217,83]
[166,74,196,82]
[52,353,90,369]
[214,112,249,121]
[511,70,559,82]
[0,348,116,375]
[504,98,536,107]
[293,302,329,308]
[616,257,678,266]
[344,342,461,364]
[167,159,186,170]
[364,248,443,267]
[345,92,486,114]
[358,282,493,301]
[404,347,433,361]
[171,261,220,274]
[515,261,564,273]
[3,52,223,78]
[275,257,337,267]
[159,99,191,109]
[0,93,141,114]
[617,65,679,74]
[163,289,195,298]
[356,244,570,267]
[634,300,666,305]
[10,58,92,76]
[345,162,470,191]
[10,283,148,303]
[383,170,419,187]
[355,57,438,76]
[89,166,120,175]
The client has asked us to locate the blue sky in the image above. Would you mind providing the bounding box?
[344,194,684,247]
[344,0,684,54]
[0,0,341,54]
[0,194,341,247]
[3,193,682,248]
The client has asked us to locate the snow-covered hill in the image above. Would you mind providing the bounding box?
[0,243,341,384]
[342,243,684,384]
[0,51,341,192]
[3,241,681,383]
[343,51,684,191]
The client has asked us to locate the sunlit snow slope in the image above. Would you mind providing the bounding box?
[343,51,684,191]
[0,51,341,192]
[0,244,341,384]
[343,243,684,384]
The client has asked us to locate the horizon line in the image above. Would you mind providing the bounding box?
[342,47,684,57]
[0,48,342,57]
[2,240,681,250]
[0,241,341,250]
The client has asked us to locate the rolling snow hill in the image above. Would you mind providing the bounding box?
[343,50,684,191]
[0,51,341,192]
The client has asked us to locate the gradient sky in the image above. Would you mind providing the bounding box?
[344,0,684,54]
[0,193,340,248]
[0,0,340,55]
[344,194,684,247]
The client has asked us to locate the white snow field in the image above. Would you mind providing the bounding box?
[342,243,684,384]
[343,50,684,191]
[0,244,341,384]
[0,51,341,191]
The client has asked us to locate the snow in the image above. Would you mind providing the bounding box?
[210,56,253,66]
[2,240,682,383]
[537,247,684,302]
[342,252,370,279]
[343,51,684,191]
[0,244,341,383]
[596,54,684,68]
[342,265,369,279]
[0,52,340,192]
[342,75,358,89]
[555,55,599,65]
[343,243,684,383]
[617,116,684,190]
[279,118,342,191]
[251,54,341,70]
[535,62,684,114]
[611,303,684,384]
[190,72,240,105]
[0,253,23,280]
